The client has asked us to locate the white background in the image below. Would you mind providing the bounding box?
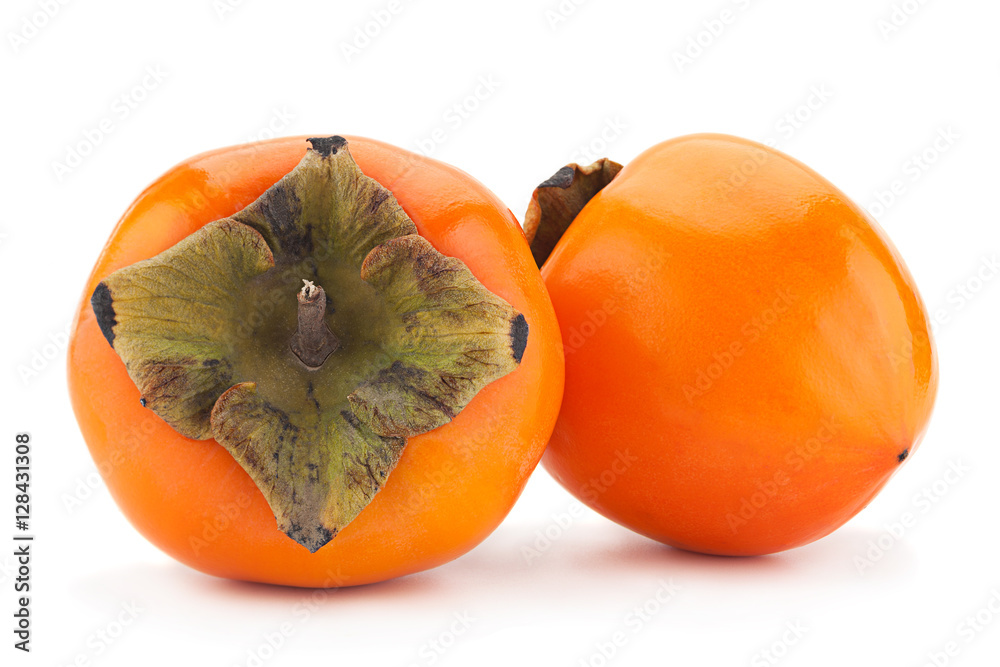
[2,0,999,665]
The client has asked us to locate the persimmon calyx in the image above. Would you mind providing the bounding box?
[91,136,528,553]
[522,158,623,267]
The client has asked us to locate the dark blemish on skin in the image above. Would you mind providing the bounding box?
[139,397,147,407]
[91,282,117,346]
[538,166,575,190]
[307,136,348,158]
[898,448,909,463]
[202,359,220,367]
[510,314,529,363]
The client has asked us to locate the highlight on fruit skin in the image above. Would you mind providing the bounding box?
[525,133,938,556]
[67,135,564,587]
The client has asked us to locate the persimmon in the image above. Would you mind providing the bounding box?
[524,133,937,556]
[68,135,563,587]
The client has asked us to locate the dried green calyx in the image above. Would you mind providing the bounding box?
[92,136,528,552]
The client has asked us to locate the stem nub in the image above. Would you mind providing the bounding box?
[289,279,340,370]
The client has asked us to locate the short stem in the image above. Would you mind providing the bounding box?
[289,279,340,370]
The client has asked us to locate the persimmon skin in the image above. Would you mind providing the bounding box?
[68,136,564,587]
[540,134,937,556]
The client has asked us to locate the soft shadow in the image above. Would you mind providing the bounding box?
[538,527,796,581]
[444,519,913,595]
[200,567,444,604]
[70,522,915,613]
[558,522,919,586]
[71,558,448,611]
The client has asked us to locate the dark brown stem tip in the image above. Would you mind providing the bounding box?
[290,279,340,369]
[307,136,348,158]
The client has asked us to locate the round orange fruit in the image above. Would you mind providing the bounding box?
[69,135,564,586]
[523,133,938,556]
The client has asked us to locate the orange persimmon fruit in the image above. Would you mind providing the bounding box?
[523,133,937,556]
[68,135,563,587]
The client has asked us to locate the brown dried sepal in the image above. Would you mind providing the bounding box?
[522,158,623,268]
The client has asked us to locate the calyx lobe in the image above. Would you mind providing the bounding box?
[523,158,623,268]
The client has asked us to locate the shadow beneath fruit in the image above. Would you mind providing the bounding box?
[70,557,447,615]
[204,567,441,600]
[68,519,916,624]
[517,524,795,582]
[562,522,916,580]
[453,517,918,602]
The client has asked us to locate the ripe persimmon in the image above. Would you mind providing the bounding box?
[524,134,937,556]
[68,135,563,586]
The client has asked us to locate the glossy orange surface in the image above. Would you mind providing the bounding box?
[68,136,564,586]
[540,134,937,555]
